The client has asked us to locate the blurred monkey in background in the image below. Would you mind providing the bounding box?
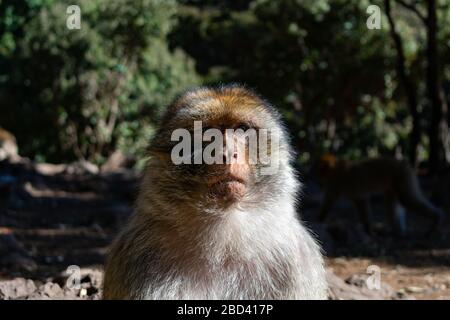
[316,154,444,236]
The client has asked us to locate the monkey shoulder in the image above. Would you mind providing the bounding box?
[104,220,162,299]
[293,225,328,299]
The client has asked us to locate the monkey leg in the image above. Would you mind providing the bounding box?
[384,192,407,237]
[352,197,372,235]
[398,188,443,237]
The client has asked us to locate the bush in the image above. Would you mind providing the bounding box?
[0,0,199,164]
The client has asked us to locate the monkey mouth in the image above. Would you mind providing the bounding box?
[207,175,247,200]
[207,174,246,186]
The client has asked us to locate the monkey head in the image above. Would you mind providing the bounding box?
[144,85,297,216]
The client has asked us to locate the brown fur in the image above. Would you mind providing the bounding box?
[103,85,327,299]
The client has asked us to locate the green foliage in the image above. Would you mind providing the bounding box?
[168,0,450,168]
[170,0,407,164]
[0,0,199,164]
[0,0,448,167]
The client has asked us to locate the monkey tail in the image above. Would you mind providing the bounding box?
[396,169,443,236]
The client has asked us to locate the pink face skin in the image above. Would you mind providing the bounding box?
[205,131,252,202]
[207,169,248,201]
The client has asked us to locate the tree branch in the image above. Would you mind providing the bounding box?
[384,0,422,164]
[394,0,427,23]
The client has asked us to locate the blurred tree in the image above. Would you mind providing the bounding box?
[423,0,449,174]
[170,0,449,171]
[0,0,199,164]
[385,0,421,166]
[384,0,449,173]
[171,0,401,166]
[0,0,448,171]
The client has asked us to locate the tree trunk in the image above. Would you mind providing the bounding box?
[385,0,421,166]
[425,0,448,174]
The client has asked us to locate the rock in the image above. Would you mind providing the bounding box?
[41,282,64,298]
[404,286,424,294]
[345,274,367,287]
[78,268,103,290]
[101,150,127,172]
[0,128,18,161]
[79,288,88,297]
[65,160,99,175]
[35,160,100,176]
[327,269,411,300]
[0,267,104,299]
[35,163,67,176]
[0,278,37,299]
[60,267,103,299]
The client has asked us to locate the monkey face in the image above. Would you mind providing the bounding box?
[147,85,292,212]
[201,129,255,204]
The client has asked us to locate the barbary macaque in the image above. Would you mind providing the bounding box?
[103,85,327,299]
[316,154,444,236]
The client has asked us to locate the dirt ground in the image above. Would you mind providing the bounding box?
[302,182,450,300]
[1,157,449,300]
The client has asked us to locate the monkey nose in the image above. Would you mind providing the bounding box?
[222,151,238,164]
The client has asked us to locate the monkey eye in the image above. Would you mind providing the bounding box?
[236,124,251,131]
